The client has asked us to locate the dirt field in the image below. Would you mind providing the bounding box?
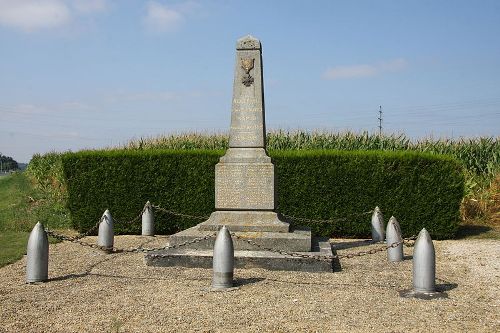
[0,236,498,332]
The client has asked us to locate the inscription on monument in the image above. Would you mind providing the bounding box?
[215,163,274,210]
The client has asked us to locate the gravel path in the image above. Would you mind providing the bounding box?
[0,236,498,332]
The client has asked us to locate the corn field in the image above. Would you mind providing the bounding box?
[124,130,499,177]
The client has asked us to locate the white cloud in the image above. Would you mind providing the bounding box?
[143,1,201,33]
[0,0,71,32]
[323,58,408,80]
[144,1,183,32]
[72,0,108,14]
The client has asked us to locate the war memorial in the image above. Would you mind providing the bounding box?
[144,35,334,272]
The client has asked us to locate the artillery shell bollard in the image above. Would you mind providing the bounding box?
[371,206,385,242]
[386,216,403,262]
[98,209,114,251]
[400,228,446,299]
[211,226,236,291]
[141,201,155,236]
[26,222,49,283]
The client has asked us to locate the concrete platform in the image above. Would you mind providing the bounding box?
[168,225,312,252]
[144,238,334,273]
[198,211,290,232]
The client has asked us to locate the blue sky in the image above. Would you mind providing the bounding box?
[0,0,499,162]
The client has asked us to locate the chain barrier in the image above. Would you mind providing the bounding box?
[151,204,209,220]
[281,210,374,226]
[44,202,415,260]
[112,212,143,227]
[45,226,216,254]
[109,201,152,226]
[231,233,417,262]
[73,216,103,240]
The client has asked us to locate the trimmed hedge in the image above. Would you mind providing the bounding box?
[272,150,464,239]
[63,150,221,235]
[62,149,464,239]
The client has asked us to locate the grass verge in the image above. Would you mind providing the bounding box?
[0,172,67,267]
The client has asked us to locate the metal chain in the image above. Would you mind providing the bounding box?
[281,210,374,225]
[72,217,103,240]
[231,233,416,262]
[45,227,216,254]
[151,204,209,220]
[112,213,142,227]
[111,201,152,226]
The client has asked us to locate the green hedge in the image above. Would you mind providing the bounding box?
[272,150,464,239]
[62,149,464,239]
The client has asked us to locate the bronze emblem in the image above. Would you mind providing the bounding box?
[241,58,255,86]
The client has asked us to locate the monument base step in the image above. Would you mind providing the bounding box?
[169,225,312,252]
[144,239,334,273]
[198,211,290,232]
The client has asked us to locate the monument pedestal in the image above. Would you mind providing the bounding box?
[198,211,289,232]
[145,237,334,273]
[169,225,311,252]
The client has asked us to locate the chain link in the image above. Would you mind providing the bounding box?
[281,210,373,225]
[231,233,417,262]
[72,216,103,240]
[45,227,216,254]
[151,204,209,220]
[110,201,152,226]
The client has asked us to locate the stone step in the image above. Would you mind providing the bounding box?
[168,226,312,252]
[144,239,334,273]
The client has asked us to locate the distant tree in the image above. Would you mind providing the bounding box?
[0,153,19,171]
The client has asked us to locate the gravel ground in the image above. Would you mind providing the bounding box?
[0,236,498,333]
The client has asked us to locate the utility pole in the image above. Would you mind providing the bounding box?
[378,105,383,150]
[378,105,383,137]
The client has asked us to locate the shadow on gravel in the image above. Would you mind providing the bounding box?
[47,254,120,282]
[263,278,397,289]
[234,277,265,287]
[437,283,458,292]
[436,278,458,292]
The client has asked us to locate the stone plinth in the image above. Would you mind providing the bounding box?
[170,226,311,251]
[198,211,289,232]
[145,238,334,273]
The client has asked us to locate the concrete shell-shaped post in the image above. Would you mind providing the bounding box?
[371,206,385,242]
[212,226,234,289]
[386,216,403,262]
[26,222,49,283]
[142,201,155,236]
[413,228,436,293]
[98,209,114,250]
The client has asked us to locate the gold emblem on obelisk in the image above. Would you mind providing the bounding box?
[241,58,255,87]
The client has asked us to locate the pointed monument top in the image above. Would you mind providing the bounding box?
[236,35,261,50]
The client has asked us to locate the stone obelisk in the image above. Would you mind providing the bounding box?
[199,35,289,232]
[146,35,334,272]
